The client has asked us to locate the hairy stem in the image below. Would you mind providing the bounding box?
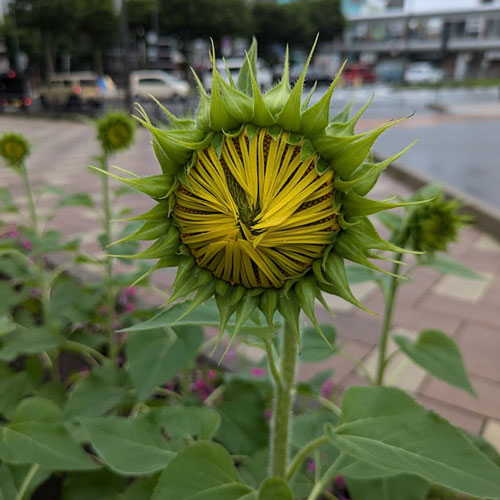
[375,253,403,385]
[271,319,298,478]
[100,155,116,360]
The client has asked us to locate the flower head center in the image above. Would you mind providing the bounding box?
[174,127,338,288]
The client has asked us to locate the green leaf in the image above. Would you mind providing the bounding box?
[0,315,16,336]
[152,441,253,500]
[326,386,500,499]
[83,413,174,475]
[0,463,17,500]
[345,473,429,500]
[121,299,278,336]
[120,476,158,500]
[0,367,34,420]
[427,253,484,280]
[394,329,475,395]
[0,463,51,500]
[65,363,130,417]
[0,398,98,470]
[257,477,293,499]
[58,193,94,208]
[126,325,204,401]
[0,327,64,362]
[61,470,127,500]
[299,325,337,363]
[216,379,269,456]
[154,406,221,451]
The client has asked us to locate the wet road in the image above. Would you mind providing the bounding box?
[315,85,500,208]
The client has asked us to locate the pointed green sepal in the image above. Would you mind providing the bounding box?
[276,35,318,132]
[171,281,216,325]
[264,45,291,115]
[210,70,241,131]
[111,226,179,259]
[218,75,253,123]
[89,166,174,200]
[108,220,171,247]
[343,191,427,218]
[259,289,279,328]
[353,140,418,196]
[301,59,347,137]
[220,295,259,362]
[113,200,169,222]
[277,289,301,351]
[314,254,374,314]
[296,274,333,349]
[237,38,258,96]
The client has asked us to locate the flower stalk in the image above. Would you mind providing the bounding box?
[100,154,117,360]
[271,319,298,478]
[20,163,50,325]
[375,253,403,385]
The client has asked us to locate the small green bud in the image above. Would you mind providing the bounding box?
[97,111,135,153]
[0,132,30,167]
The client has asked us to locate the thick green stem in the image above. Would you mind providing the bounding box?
[100,156,116,360]
[271,320,298,478]
[375,253,403,385]
[20,165,50,325]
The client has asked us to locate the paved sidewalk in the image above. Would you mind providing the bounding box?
[1,116,499,450]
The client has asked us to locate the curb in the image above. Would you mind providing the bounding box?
[380,154,500,241]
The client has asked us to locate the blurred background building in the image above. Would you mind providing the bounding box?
[341,0,500,79]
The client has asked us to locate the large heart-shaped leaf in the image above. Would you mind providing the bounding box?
[216,379,269,456]
[0,327,64,362]
[126,325,204,401]
[83,413,174,475]
[0,398,98,470]
[394,329,475,395]
[152,441,254,500]
[65,363,130,417]
[326,386,500,499]
[154,406,221,451]
[345,473,429,500]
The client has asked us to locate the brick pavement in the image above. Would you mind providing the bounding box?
[1,115,499,449]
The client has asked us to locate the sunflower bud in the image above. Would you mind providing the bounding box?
[108,38,420,349]
[405,184,471,254]
[96,112,136,154]
[0,133,30,167]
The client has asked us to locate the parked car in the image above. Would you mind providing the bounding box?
[343,63,376,85]
[39,72,118,110]
[404,62,444,84]
[375,60,405,84]
[0,70,32,112]
[202,58,273,91]
[130,70,190,101]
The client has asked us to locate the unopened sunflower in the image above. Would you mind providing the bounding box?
[97,39,420,348]
[0,132,30,167]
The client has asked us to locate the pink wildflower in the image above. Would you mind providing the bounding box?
[320,380,334,398]
[251,367,266,378]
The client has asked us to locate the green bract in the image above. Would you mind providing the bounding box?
[406,184,471,253]
[96,112,136,154]
[0,132,30,167]
[100,38,421,352]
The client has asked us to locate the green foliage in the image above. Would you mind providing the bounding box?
[327,387,500,498]
[394,329,475,395]
[345,473,429,500]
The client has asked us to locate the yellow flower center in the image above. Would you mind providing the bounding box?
[174,128,338,288]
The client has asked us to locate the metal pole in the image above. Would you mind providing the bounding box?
[119,0,132,112]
